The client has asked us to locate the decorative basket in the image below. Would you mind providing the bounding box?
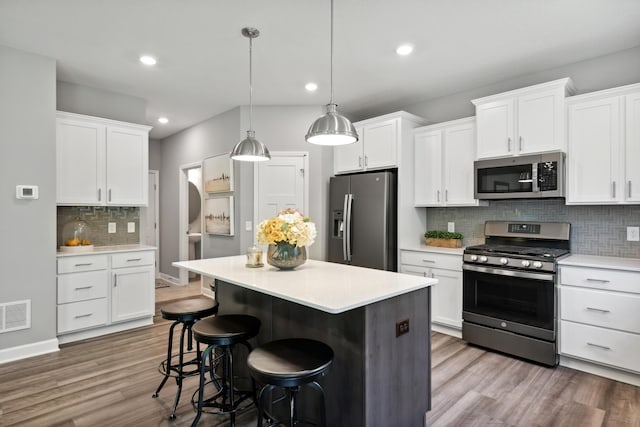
[425,237,462,248]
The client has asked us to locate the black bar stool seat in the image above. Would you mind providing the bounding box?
[248,338,334,427]
[191,314,261,427]
[152,297,219,419]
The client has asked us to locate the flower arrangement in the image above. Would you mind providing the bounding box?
[256,208,317,248]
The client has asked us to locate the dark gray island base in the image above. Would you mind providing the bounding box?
[214,279,431,426]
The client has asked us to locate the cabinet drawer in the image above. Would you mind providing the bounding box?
[57,270,108,304]
[560,286,640,333]
[400,250,461,271]
[560,320,640,373]
[560,266,640,294]
[57,255,108,274]
[57,299,108,334]
[111,251,154,269]
[400,265,431,277]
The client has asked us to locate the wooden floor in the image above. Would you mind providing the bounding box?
[1,296,639,426]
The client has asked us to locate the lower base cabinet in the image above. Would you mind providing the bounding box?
[57,250,155,342]
[400,249,462,332]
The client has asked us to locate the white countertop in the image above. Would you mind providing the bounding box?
[400,245,465,256]
[173,255,437,314]
[56,244,156,257]
[558,254,640,272]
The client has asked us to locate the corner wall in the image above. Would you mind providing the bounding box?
[0,45,57,356]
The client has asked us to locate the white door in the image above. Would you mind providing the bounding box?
[517,88,564,154]
[105,126,148,206]
[254,152,308,239]
[141,170,159,276]
[476,99,514,159]
[443,121,476,206]
[111,266,155,323]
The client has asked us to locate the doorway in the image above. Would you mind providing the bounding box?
[178,162,203,286]
[141,170,159,277]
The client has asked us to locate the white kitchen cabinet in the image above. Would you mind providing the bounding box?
[566,83,640,204]
[333,112,425,174]
[400,249,462,334]
[558,257,640,382]
[472,78,574,159]
[56,111,151,206]
[414,117,483,207]
[56,249,155,343]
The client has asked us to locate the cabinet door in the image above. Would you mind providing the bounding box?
[517,88,564,154]
[431,268,462,329]
[414,130,442,206]
[106,126,149,206]
[363,119,398,169]
[56,118,106,205]
[334,125,364,174]
[111,266,154,323]
[443,122,477,205]
[626,92,640,202]
[475,99,514,159]
[566,97,621,204]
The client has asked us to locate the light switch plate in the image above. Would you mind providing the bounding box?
[448,222,455,232]
[245,221,252,232]
[127,222,135,233]
[108,222,116,233]
[627,226,640,241]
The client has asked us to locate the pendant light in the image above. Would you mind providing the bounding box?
[231,27,271,162]
[305,0,358,146]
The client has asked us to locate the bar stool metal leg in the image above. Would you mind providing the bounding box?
[152,319,179,398]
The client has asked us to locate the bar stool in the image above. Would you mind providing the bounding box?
[191,314,261,427]
[247,338,334,427]
[152,297,219,419]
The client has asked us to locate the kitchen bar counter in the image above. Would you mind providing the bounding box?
[173,255,436,426]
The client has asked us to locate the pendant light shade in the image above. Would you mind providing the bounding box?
[306,0,358,146]
[231,27,271,162]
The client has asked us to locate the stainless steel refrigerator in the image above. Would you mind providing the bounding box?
[328,171,397,271]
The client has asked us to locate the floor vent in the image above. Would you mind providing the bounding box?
[0,300,31,333]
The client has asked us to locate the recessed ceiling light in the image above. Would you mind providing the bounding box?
[158,117,169,124]
[396,44,414,56]
[139,55,157,66]
[305,82,318,92]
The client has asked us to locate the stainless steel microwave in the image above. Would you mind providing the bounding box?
[474,152,565,199]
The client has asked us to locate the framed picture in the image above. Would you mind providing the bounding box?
[205,196,234,236]
[204,154,233,193]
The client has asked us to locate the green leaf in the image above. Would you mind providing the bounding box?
[424,230,463,239]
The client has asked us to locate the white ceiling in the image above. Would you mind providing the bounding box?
[1,0,639,139]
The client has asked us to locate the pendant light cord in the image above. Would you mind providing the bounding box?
[329,0,334,105]
[249,35,254,131]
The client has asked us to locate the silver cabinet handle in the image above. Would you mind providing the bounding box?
[587,342,611,351]
[74,313,93,319]
[74,263,92,267]
[404,269,427,276]
[519,136,523,151]
[436,190,440,202]
[421,259,436,263]
[126,258,142,262]
[445,189,448,202]
[612,181,616,198]
[586,278,610,283]
[113,274,117,287]
[98,188,102,201]
[434,273,458,279]
[586,307,611,313]
[629,180,633,198]
[358,156,362,168]
[108,189,112,202]
[507,137,512,152]
[74,286,93,290]
[364,155,368,167]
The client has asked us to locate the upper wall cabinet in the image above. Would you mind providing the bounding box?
[56,112,151,206]
[566,83,640,205]
[333,111,425,175]
[472,78,575,159]
[414,117,484,207]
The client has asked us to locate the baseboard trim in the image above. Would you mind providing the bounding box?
[57,317,153,345]
[432,323,462,339]
[158,273,180,286]
[559,355,640,387]
[0,338,59,365]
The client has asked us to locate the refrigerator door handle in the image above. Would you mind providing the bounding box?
[342,194,349,261]
[345,193,353,262]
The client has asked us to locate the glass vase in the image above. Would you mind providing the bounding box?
[267,243,307,270]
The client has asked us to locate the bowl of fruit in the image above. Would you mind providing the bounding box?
[60,219,94,253]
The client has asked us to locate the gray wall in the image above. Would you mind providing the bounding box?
[57,81,147,125]
[157,105,327,279]
[401,45,640,125]
[0,45,57,350]
[149,138,162,171]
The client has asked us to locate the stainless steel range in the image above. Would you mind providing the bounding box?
[462,221,570,366]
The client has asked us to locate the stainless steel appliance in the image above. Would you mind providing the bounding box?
[474,152,564,199]
[462,221,570,366]
[328,171,396,271]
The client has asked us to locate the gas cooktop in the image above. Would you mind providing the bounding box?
[464,244,570,260]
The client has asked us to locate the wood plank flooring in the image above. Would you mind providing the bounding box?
[1,297,639,426]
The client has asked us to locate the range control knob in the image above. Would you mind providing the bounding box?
[499,258,508,265]
[521,260,531,267]
[533,261,543,269]
[479,256,488,263]
[470,255,478,262]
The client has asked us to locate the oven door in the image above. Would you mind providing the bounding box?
[462,264,556,341]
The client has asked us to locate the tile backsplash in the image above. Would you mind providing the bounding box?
[427,199,640,258]
[57,206,140,248]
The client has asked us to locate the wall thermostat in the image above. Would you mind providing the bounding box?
[16,185,39,200]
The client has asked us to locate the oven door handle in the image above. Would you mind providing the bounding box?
[463,264,554,282]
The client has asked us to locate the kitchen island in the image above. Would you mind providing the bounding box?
[173,255,437,426]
